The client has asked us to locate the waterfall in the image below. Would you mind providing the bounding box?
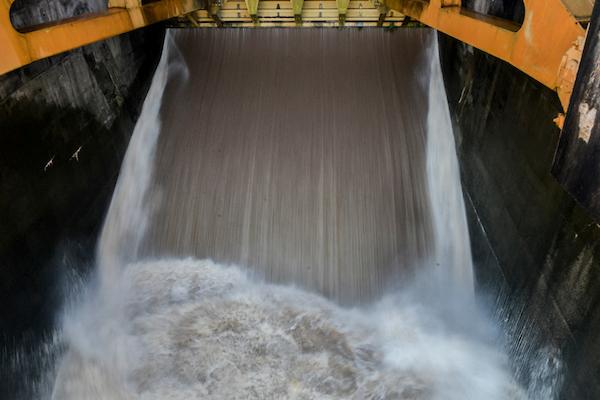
[96,32,184,289]
[426,38,474,293]
[140,28,436,304]
[48,29,525,400]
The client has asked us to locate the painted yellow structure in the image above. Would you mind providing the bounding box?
[382,0,586,111]
[0,0,589,111]
[0,0,203,76]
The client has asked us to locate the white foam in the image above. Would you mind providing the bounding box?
[53,258,525,400]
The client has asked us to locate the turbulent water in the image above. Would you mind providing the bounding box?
[45,29,527,399]
[53,258,523,400]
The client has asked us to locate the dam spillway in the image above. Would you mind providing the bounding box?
[47,28,506,399]
[96,28,474,305]
[4,12,600,398]
[140,28,440,303]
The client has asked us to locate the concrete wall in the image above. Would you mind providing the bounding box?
[9,0,106,30]
[439,34,600,399]
[0,26,164,400]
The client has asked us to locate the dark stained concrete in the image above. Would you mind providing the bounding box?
[9,0,106,30]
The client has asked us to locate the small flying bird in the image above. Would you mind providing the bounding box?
[44,156,55,172]
[70,146,82,162]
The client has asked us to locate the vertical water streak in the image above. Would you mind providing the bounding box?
[96,32,183,288]
[426,36,474,292]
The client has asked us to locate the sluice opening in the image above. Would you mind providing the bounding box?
[1,0,600,399]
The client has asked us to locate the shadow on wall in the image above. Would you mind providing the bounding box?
[0,102,123,341]
[438,32,600,400]
[0,102,121,400]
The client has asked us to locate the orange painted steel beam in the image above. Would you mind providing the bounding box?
[0,0,202,75]
[383,0,586,110]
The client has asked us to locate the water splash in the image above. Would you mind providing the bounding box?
[53,258,525,400]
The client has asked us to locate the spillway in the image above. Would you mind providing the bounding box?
[39,29,524,399]
[3,0,599,395]
[142,29,437,304]
[126,28,474,304]
[6,24,576,399]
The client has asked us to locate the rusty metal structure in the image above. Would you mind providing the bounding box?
[0,0,593,114]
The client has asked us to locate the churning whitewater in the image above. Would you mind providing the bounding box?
[54,259,523,400]
[49,29,525,399]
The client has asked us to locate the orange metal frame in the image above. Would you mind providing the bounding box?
[0,0,202,75]
[383,0,586,110]
[0,0,587,112]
